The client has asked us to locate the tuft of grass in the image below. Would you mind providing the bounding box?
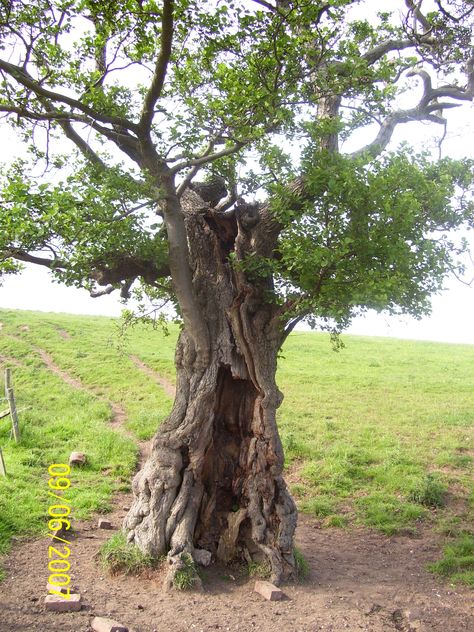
[428,534,474,587]
[98,531,154,575]
[408,473,447,508]
[247,559,271,579]
[294,546,310,580]
[173,553,199,590]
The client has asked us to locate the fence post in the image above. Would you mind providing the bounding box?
[0,447,6,476]
[5,368,20,442]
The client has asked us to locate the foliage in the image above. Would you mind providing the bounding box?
[99,531,155,575]
[0,1,473,330]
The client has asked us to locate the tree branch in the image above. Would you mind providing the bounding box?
[350,61,474,160]
[251,0,278,12]
[405,0,432,32]
[0,58,138,132]
[363,38,417,65]
[0,102,107,168]
[1,249,66,269]
[170,141,245,174]
[139,0,174,132]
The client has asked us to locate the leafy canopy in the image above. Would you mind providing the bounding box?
[0,0,473,329]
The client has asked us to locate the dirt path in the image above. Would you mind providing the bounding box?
[0,511,472,632]
[130,355,175,398]
[35,345,132,431]
[0,345,472,632]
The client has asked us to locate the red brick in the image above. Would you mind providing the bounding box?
[91,616,129,632]
[254,580,284,601]
[44,593,81,611]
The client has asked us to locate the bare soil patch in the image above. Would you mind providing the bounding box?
[0,510,472,632]
[56,328,72,340]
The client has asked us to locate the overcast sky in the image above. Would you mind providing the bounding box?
[1,1,473,345]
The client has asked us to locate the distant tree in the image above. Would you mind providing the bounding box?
[0,0,473,585]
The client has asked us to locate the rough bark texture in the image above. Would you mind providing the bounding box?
[124,191,297,586]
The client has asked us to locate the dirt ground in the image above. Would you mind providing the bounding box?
[0,503,472,632]
[0,342,472,632]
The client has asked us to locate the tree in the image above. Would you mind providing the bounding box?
[0,0,473,586]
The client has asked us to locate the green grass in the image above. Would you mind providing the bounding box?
[247,559,271,579]
[0,307,473,587]
[98,531,155,575]
[277,332,474,541]
[408,473,447,508]
[0,308,174,575]
[173,553,200,590]
[294,546,310,580]
[428,534,474,587]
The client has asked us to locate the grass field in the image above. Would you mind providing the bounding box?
[0,308,472,585]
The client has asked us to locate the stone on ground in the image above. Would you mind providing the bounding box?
[44,593,82,611]
[69,451,86,466]
[46,582,69,594]
[194,548,212,567]
[97,518,114,529]
[91,616,129,632]
[254,580,284,601]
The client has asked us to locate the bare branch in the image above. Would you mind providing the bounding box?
[55,119,106,168]
[171,142,245,175]
[139,0,174,132]
[350,62,474,160]
[175,139,217,197]
[405,0,432,32]
[435,0,474,22]
[251,0,278,11]
[90,284,116,297]
[1,249,66,269]
[363,38,416,65]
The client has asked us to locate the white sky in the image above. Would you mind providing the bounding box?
[0,1,473,345]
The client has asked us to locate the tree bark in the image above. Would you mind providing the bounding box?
[124,191,297,586]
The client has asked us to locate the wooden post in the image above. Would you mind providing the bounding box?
[4,367,12,392]
[0,447,6,476]
[4,368,20,442]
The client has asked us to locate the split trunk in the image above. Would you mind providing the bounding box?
[124,192,297,585]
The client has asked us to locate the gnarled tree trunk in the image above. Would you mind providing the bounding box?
[124,190,297,586]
